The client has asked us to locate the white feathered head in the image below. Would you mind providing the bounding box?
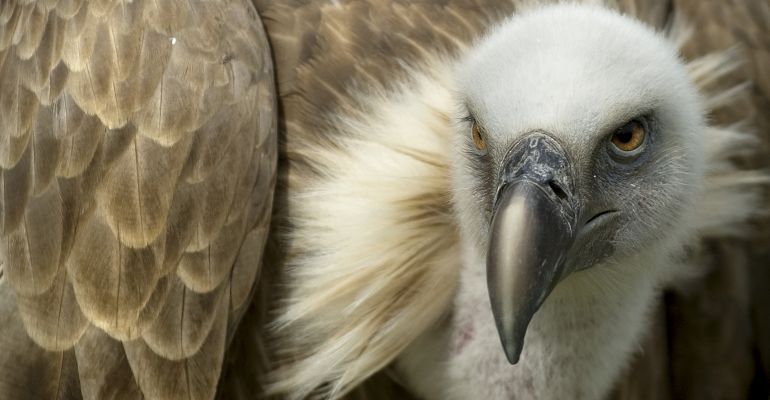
[451,4,705,363]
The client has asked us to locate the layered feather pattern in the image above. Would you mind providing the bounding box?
[0,0,277,399]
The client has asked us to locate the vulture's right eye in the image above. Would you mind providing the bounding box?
[472,121,487,152]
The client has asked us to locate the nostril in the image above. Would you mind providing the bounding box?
[547,180,568,201]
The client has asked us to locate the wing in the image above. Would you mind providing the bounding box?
[0,1,277,399]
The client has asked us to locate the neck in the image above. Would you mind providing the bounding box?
[395,249,665,400]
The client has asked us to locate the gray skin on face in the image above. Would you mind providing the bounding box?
[451,5,703,364]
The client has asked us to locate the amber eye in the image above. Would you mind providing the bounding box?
[611,120,646,152]
[472,121,486,151]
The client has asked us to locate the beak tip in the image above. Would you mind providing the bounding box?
[492,314,527,365]
[504,345,522,365]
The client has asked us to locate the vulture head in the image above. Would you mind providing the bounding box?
[451,4,702,364]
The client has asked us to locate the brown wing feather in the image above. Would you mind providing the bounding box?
[0,1,277,399]
[124,293,229,400]
[75,327,144,400]
[0,280,84,400]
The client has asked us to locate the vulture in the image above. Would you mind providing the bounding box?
[0,1,768,400]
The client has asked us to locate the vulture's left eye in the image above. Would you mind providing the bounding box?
[472,121,487,152]
[611,120,646,152]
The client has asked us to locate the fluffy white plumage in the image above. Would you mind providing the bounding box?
[270,4,765,399]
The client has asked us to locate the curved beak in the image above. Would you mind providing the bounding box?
[486,134,579,364]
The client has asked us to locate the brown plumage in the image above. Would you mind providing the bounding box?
[0,1,277,399]
[1,0,768,399]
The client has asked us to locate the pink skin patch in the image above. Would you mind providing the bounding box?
[451,319,475,353]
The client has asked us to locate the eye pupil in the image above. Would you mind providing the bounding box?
[615,129,633,144]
